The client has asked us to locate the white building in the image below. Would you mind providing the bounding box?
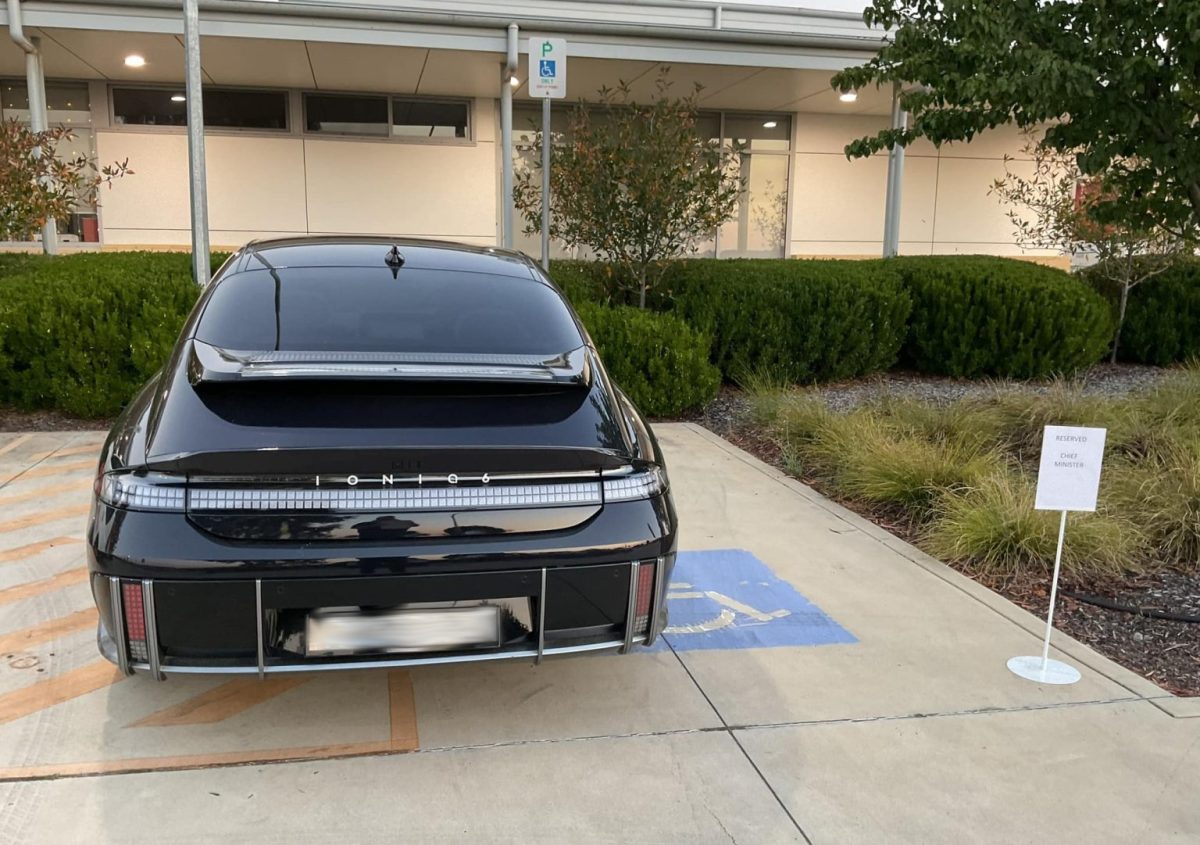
[0,0,1061,263]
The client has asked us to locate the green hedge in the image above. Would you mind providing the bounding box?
[889,256,1113,378]
[0,253,201,417]
[664,259,912,383]
[574,301,720,417]
[1083,258,1200,366]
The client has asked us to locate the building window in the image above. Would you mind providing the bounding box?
[304,93,388,136]
[304,93,471,140]
[391,97,469,138]
[112,86,288,130]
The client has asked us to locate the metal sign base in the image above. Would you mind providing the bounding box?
[1007,655,1081,685]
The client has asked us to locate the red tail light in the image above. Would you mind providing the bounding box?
[633,560,656,637]
[122,581,149,662]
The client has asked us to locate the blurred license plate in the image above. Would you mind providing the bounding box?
[306,605,502,655]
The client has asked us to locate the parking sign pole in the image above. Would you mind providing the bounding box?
[541,96,551,271]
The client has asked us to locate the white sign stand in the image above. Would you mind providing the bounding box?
[1007,425,1107,685]
[527,36,567,272]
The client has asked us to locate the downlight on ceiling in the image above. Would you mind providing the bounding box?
[170,94,186,102]
[762,120,778,128]
[124,54,146,68]
[839,91,858,103]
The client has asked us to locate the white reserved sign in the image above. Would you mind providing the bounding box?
[1034,425,1107,512]
[528,36,567,98]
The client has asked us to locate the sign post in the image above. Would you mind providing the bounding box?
[1007,425,1107,685]
[527,36,566,271]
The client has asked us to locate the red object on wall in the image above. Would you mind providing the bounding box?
[81,216,99,242]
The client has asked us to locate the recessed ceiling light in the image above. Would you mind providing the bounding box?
[171,94,186,102]
[839,91,858,103]
[509,76,521,87]
[124,54,146,68]
[762,120,778,128]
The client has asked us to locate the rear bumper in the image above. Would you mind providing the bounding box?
[87,496,675,677]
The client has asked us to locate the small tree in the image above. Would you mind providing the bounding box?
[0,119,131,242]
[514,73,744,307]
[991,131,1184,362]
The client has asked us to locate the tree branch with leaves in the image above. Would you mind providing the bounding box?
[0,119,131,242]
[991,131,1185,362]
[514,73,745,307]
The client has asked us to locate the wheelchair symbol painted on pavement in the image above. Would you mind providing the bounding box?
[657,549,856,651]
[665,583,791,634]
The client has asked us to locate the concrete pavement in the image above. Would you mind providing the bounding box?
[0,424,1196,843]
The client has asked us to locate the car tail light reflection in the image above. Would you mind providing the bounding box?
[633,560,656,636]
[122,581,149,662]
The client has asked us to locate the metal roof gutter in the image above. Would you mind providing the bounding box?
[66,0,885,51]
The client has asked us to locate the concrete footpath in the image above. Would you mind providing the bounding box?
[0,424,1196,844]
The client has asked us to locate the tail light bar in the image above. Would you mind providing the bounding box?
[109,577,161,678]
[622,557,664,651]
[96,466,668,513]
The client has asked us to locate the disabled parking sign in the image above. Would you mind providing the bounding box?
[659,549,856,651]
[528,36,567,98]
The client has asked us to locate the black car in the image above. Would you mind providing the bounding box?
[88,237,676,679]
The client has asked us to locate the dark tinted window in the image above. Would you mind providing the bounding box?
[112,87,287,129]
[304,93,388,136]
[196,267,582,355]
[392,98,469,138]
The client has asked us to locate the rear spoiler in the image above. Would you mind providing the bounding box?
[187,340,592,386]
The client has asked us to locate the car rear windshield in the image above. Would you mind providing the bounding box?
[195,267,583,356]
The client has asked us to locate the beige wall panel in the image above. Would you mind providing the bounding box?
[794,114,939,157]
[304,140,496,239]
[938,124,1035,160]
[932,156,1032,246]
[205,135,309,233]
[96,132,309,238]
[99,229,308,248]
[788,241,935,258]
[96,131,191,233]
[790,152,937,245]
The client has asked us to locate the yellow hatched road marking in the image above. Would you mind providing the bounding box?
[0,660,124,727]
[47,443,103,459]
[130,677,311,727]
[0,608,97,654]
[0,480,91,508]
[0,568,88,605]
[0,505,88,534]
[0,434,33,458]
[14,459,96,482]
[0,537,80,565]
[0,669,419,781]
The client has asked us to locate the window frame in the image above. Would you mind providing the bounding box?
[107,83,292,136]
[302,91,473,145]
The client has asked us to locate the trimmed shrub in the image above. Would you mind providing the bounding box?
[1083,257,1200,366]
[574,301,719,417]
[666,259,912,383]
[891,256,1113,378]
[0,252,201,417]
[548,260,612,307]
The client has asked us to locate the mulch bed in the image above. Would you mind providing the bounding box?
[0,406,112,432]
[699,385,1200,697]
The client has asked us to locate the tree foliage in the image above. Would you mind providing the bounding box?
[990,130,1185,361]
[514,73,744,307]
[832,1,1200,240]
[0,119,131,241]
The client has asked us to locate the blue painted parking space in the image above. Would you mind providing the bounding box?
[658,549,856,652]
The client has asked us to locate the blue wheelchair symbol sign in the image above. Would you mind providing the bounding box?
[539,59,557,79]
[658,549,856,651]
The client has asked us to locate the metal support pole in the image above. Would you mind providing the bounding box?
[500,23,518,249]
[183,0,210,285]
[540,96,551,270]
[26,38,57,254]
[882,82,907,258]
